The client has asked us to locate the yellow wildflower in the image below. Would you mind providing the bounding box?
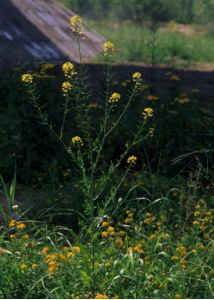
[118,230,126,237]
[10,234,16,240]
[115,237,123,246]
[22,74,33,84]
[62,81,72,96]
[9,219,16,228]
[67,252,75,258]
[149,127,155,137]
[104,261,111,267]
[143,107,154,119]
[71,136,83,146]
[20,263,27,269]
[194,211,200,217]
[171,255,179,261]
[72,246,81,253]
[101,221,109,227]
[62,62,77,78]
[41,247,49,255]
[16,223,26,229]
[32,263,38,269]
[95,294,108,299]
[101,231,108,238]
[168,74,181,81]
[127,155,138,166]
[63,246,68,251]
[48,264,58,272]
[70,15,82,34]
[132,72,142,82]
[108,92,121,104]
[193,221,200,226]
[103,41,115,56]
[147,95,158,101]
[22,234,30,240]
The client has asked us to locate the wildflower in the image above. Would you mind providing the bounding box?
[132,72,142,82]
[127,155,138,166]
[128,247,133,252]
[48,264,58,272]
[63,246,68,251]
[191,249,197,254]
[67,252,75,258]
[32,263,38,269]
[193,221,200,226]
[143,107,154,119]
[10,234,16,240]
[62,81,72,96]
[175,96,190,104]
[22,234,30,240]
[118,230,126,237]
[104,261,111,267]
[41,247,49,255]
[175,293,181,299]
[147,95,158,101]
[9,219,16,228]
[194,211,200,217]
[108,92,121,104]
[62,62,77,78]
[101,231,108,238]
[59,254,67,261]
[95,294,108,299]
[71,136,83,146]
[22,74,33,84]
[70,15,82,34]
[20,263,27,269]
[171,255,179,261]
[16,223,26,229]
[103,41,115,56]
[168,73,181,81]
[134,243,144,254]
[101,221,109,227]
[115,237,123,246]
[72,246,81,253]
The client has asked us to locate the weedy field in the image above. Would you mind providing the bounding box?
[0,14,214,299]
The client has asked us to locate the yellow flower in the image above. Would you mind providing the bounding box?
[62,81,72,96]
[118,230,126,237]
[67,252,75,258]
[175,293,181,299]
[20,263,27,269]
[16,223,26,229]
[95,294,108,299]
[72,246,81,253]
[41,247,49,255]
[10,234,16,240]
[132,72,142,82]
[115,237,123,246]
[101,231,108,238]
[108,92,121,104]
[127,155,138,166]
[70,15,82,34]
[63,246,68,251]
[71,136,83,146]
[143,107,154,119]
[62,62,77,78]
[104,261,111,267]
[128,246,133,252]
[22,234,30,240]
[22,74,33,84]
[168,74,181,81]
[32,263,38,269]
[147,95,158,101]
[193,221,200,226]
[101,221,109,227]
[175,96,190,104]
[9,219,16,228]
[171,255,179,261]
[194,211,200,217]
[103,41,115,56]
[48,264,58,272]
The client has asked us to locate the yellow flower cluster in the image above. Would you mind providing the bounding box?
[62,81,72,96]
[95,294,108,299]
[21,74,33,84]
[144,212,156,225]
[103,41,115,56]
[124,209,134,224]
[132,72,142,82]
[70,15,82,34]
[149,127,155,137]
[127,155,138,166]
[62,62,77,79]
[71,136,83,146]
[143,107,154,119]
[108,92,121,104]
[147,95,159,101]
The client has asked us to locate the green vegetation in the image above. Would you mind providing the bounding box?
[1,11,214,300]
